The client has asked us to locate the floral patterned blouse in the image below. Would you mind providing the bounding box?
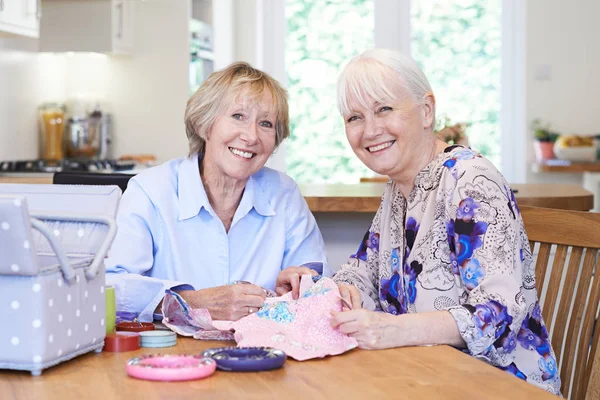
[333,146,561,395]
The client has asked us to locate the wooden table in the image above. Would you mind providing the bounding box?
[300,183,594,212]
[0,338,556,400]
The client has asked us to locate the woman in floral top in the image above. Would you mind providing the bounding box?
[328,49,561,395]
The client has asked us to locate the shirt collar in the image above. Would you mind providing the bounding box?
[238,173,276,218]
[177,155,276,221]
[178,154,210,221]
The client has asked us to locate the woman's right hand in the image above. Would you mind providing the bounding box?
[337,283,362,310]
[178,284,266,321]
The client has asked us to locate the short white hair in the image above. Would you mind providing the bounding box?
[337,48,435,123]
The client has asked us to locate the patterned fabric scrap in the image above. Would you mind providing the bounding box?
[161,278,358,360]
[227,276,358,360]
[161,289,234,341]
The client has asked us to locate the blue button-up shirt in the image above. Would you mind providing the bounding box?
[105,155,328,321]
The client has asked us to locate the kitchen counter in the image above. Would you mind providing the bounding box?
[300,182,594,212]
[1,177,593,268]
[0,175,53,184]
[0,176,593,212]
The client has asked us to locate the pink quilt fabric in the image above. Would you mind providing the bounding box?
[162,276,357,360]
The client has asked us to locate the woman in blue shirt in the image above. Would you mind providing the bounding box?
[106,62,328,322]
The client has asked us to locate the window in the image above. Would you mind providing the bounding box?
[411,0,501,167]
[285,0,374,184]
[285,0,504,182]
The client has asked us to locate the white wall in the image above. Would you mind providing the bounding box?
[107,0,190,162]
[0,48,43,160]
[192,0,212,24]
[525,0,600,184]
[0,0,190,163]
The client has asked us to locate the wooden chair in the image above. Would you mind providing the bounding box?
[521,206,600,399]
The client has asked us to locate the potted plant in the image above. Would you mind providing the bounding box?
[532,119,559,162]
[434,117,470,146]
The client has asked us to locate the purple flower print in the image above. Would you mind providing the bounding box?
[367,231,380,250]
[450,252,460,275]
[380,272,401,315]
[457,198,480,221]
[460,258,486,290]
[495,328,517,353]
[454,149,479,161]
[405,217,419,253]
[391,248,400,271]
[352,230,380,261]
[517,322,550,356]
[443,158,457,169]
[468,300,513,341]
[531,302,543,323]
[500,363,527,381]
[471,304,495,338]
[446,220,456,251]
[456,233,481,265]
[505,185,520,218]
[539,353,558,381]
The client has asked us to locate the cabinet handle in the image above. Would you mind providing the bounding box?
[116,2,124,39]
[36,0,42,19]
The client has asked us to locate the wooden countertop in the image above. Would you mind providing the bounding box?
[0,337,556,400]
[300,182,594,212]
[534,161,600,173]
[0,176,593,212]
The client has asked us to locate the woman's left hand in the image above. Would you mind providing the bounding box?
[275,266,318,299]
[330,309,397,350]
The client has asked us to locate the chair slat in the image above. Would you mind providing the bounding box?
[586,333,600,400]
[554,247,583,367]
[561,248,596,396]
[519,206,600,398]
[544,245,569,333]
[535,242,552,295]
[572,266,600,400]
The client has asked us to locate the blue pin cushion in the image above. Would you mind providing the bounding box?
[202,347,286,372]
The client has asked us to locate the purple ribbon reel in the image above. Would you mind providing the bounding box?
[202,347,286,372]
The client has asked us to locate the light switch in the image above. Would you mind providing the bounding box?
[534,64,552,81]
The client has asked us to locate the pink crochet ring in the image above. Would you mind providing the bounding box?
[125,354,217,381]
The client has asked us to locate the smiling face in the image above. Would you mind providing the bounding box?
[343,80,435,181]
[203,90,277,182]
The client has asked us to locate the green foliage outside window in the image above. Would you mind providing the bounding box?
[285,0,374,184]
[285,0,501,183]
[412,0,501,167]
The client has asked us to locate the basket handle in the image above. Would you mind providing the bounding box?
[30,213,117,281]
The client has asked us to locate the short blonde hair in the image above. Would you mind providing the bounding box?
[184,62,290,156]
[337,49,436,125]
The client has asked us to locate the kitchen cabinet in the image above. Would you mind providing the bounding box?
[39,0,134,54]
[0,0,40,38]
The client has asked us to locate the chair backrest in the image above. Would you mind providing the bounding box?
[521,205,600,400]
[53,171,134,193]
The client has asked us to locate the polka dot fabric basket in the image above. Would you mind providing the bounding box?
[0,184,120,376]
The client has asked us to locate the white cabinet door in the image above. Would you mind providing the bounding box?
[112,0,134,54]
[0,0,40,38]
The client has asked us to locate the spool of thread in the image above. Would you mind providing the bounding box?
[104,332,141,352]
[116,322,155,333]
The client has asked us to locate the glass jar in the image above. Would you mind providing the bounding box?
[39,103,67,160]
